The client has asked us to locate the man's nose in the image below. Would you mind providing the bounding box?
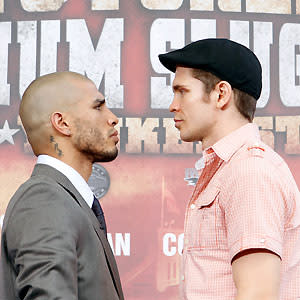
[169,97,179,112]
[107,110,119,126]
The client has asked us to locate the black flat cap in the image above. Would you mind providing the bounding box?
[158,38,262,100]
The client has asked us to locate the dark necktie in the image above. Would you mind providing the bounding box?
[92,195,107,235]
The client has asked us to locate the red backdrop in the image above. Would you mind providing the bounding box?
[1,1,300,299]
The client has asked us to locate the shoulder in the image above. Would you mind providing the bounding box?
[219,141,299,210]
[8,175,70,209]
[3,175,84,233]
[228,141,293,183]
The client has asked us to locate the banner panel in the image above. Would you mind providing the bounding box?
[1,1,300,299]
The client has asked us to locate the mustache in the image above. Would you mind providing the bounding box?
[109,129,118,137]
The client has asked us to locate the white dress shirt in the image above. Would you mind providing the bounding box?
[37,155,94,208]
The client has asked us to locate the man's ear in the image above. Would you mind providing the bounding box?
[214,81,233,109]
[50,112,71,136]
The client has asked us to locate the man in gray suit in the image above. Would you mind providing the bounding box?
[0,72,124,300]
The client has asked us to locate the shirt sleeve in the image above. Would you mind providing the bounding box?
[221,155,291,261]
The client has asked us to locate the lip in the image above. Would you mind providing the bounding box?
[174,119,183,128]
[110,131,118,137]
[110,131,119,143]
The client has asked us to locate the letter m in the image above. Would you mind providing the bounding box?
[67,19,124,108]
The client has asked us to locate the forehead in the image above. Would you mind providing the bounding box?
[173,66,195,81]
[172,66,199,86]
[75,78,104,100]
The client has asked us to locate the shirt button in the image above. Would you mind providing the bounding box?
[260,238,265,244]
[190,204,196,210]
[181,275,185,281]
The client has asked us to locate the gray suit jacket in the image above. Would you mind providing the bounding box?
[0,164,124,300]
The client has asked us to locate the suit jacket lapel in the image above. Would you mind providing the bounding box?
[31,164,123,299]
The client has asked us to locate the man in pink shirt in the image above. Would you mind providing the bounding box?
[159,39,300,299]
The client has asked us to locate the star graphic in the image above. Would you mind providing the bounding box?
[0,120,20,145]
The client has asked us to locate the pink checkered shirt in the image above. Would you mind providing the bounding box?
[180,123,300,300]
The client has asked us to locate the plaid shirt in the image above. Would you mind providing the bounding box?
[180,123,300,300]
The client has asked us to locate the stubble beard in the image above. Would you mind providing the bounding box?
[74,124,118,163]
[92,147,118,163]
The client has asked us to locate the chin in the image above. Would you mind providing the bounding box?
[93,147,118,163]
[180,133,196,143]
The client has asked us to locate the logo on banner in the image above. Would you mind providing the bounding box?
[88,164,110,199]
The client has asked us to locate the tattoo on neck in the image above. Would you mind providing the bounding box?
[50,135,63,157]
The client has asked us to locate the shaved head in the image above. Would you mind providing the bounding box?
[19,71,119,180]
[20,71,92,155]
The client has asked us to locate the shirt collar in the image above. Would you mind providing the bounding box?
[36,155,94,208]
[209,123,261,162]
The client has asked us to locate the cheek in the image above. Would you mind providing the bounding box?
[184,103,201,121]
[188,104,212,126]
[74,121,104,141]
[89,127,106,141]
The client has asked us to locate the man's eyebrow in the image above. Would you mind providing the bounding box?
[172,84,189,91]
[94,98,105,105]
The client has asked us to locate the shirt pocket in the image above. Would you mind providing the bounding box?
[189,186,227,250]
